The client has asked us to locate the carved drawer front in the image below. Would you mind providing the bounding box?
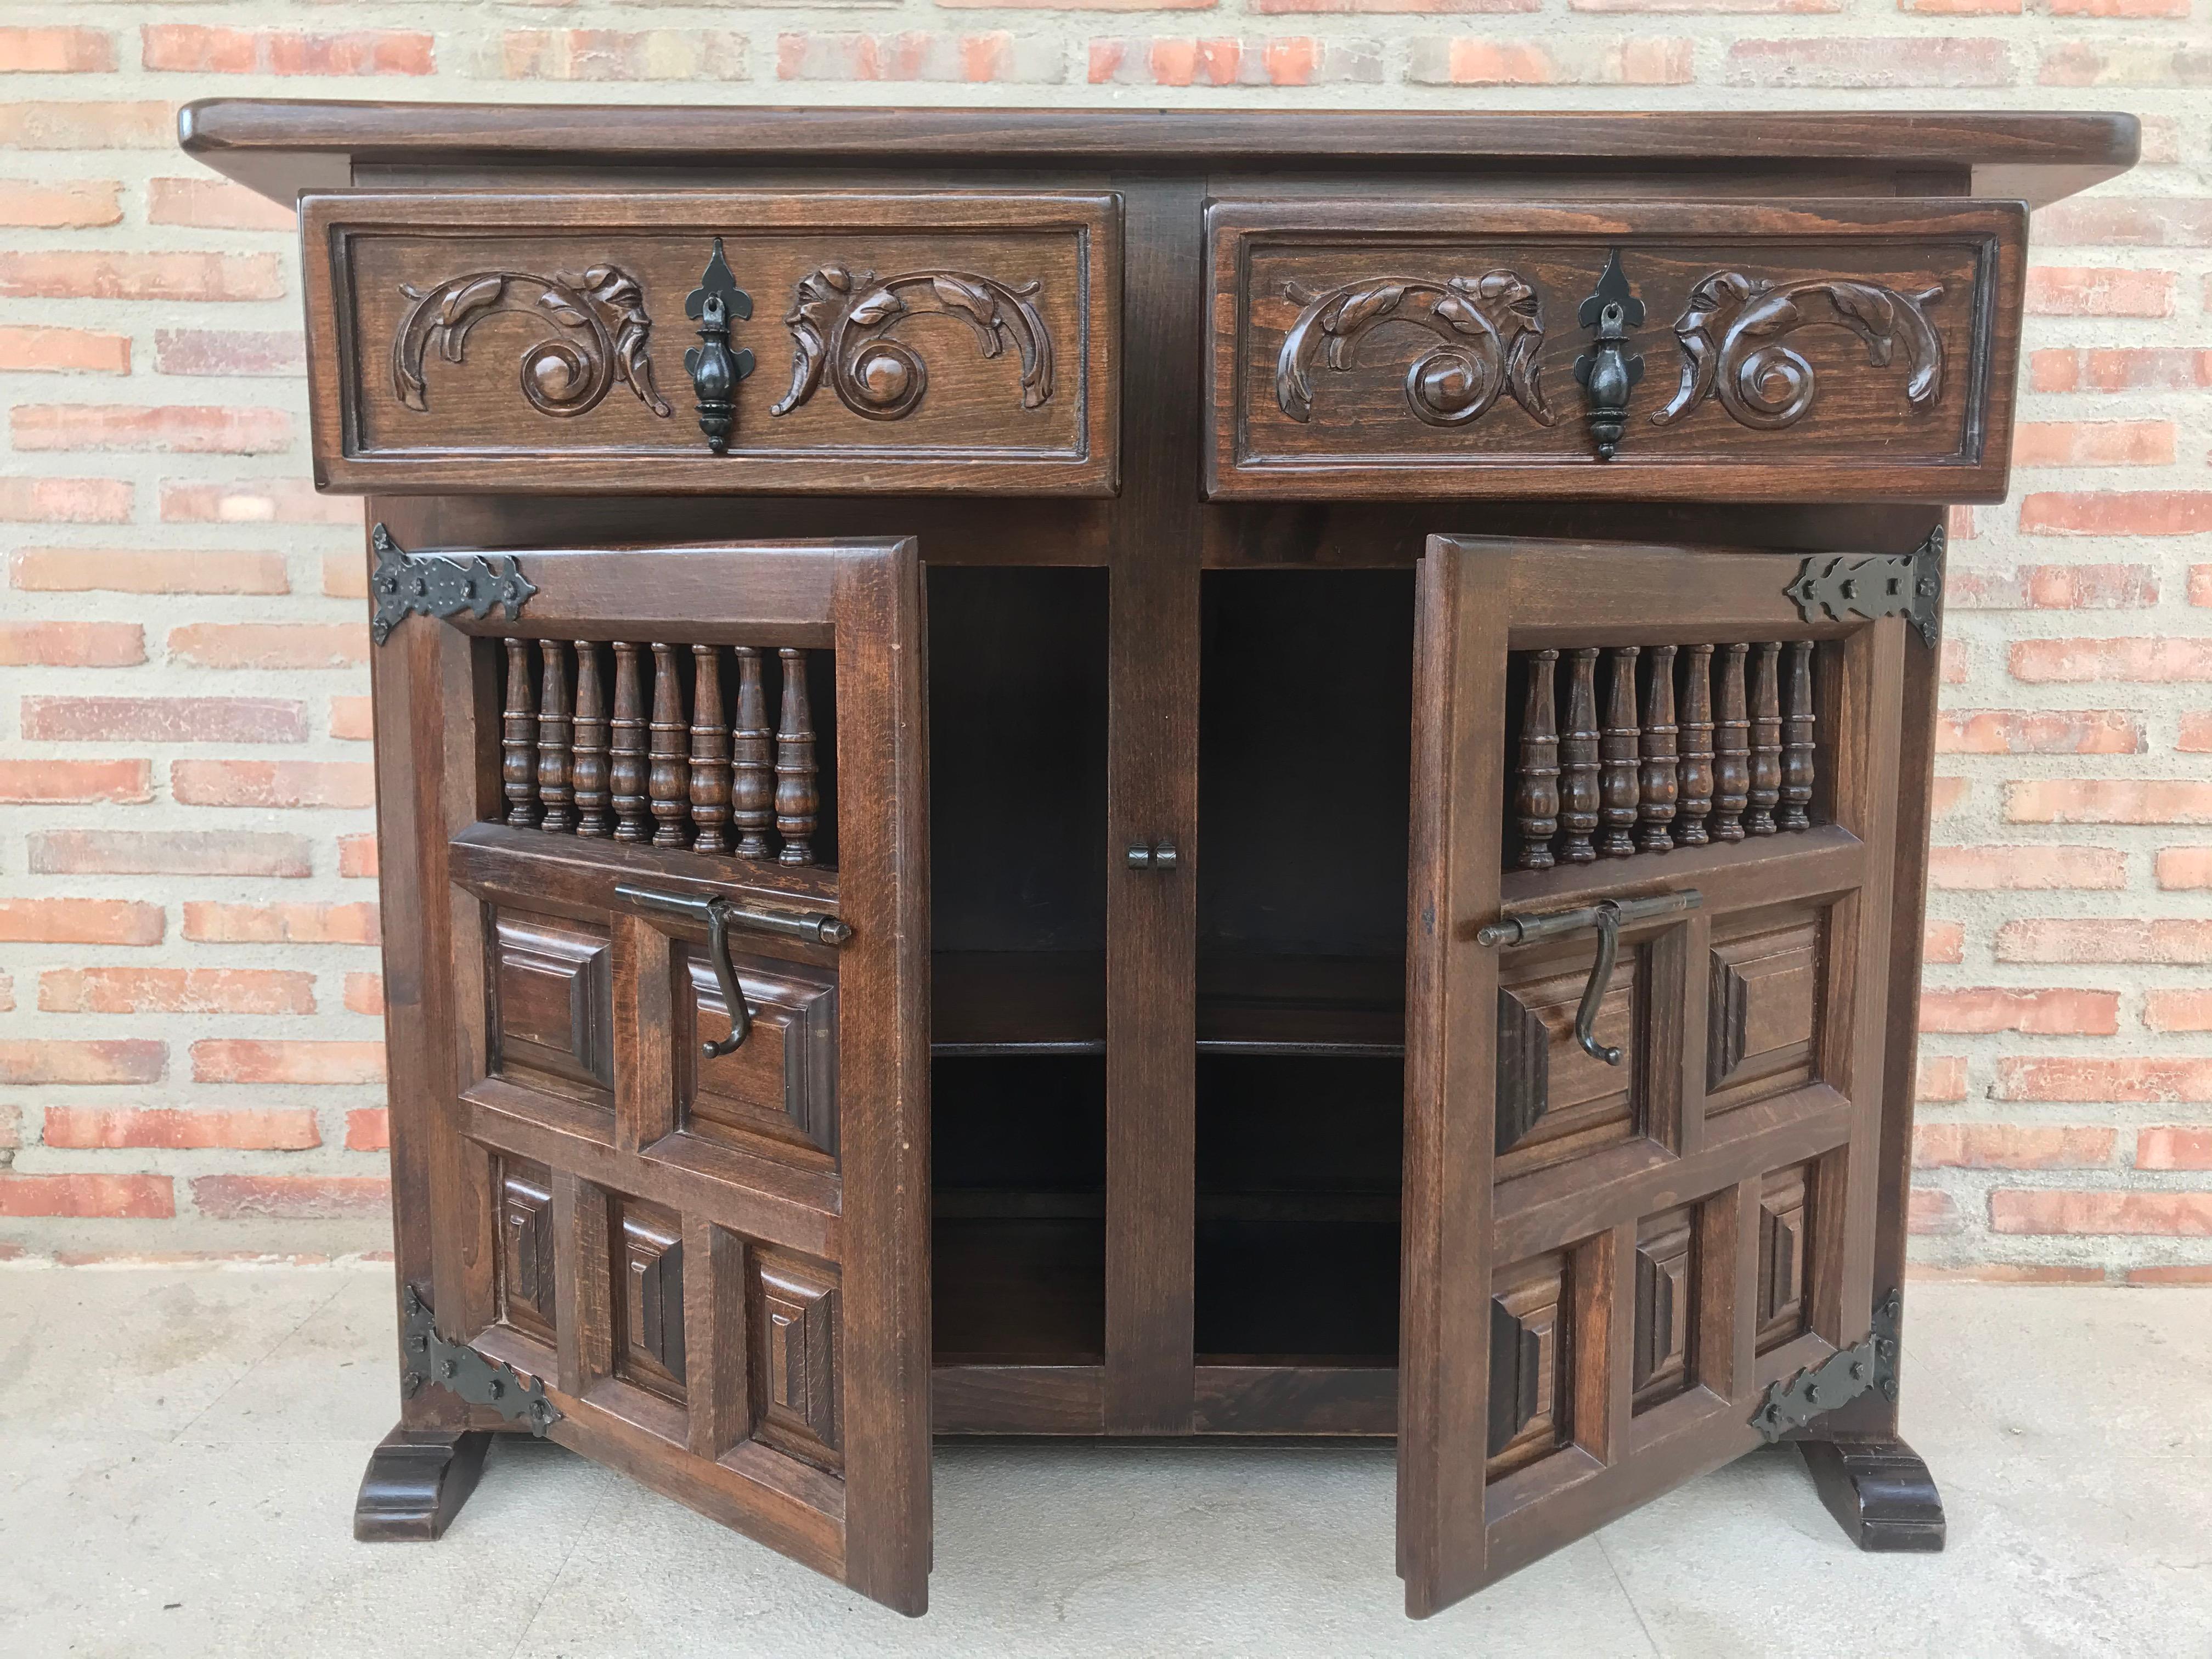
[1207,198,2024,501]
[303,190,1120,495]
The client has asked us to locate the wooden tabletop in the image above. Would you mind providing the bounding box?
[182,100,2138,210]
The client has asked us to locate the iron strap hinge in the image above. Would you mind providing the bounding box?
[399,1284,560,1437]
[369,523,538,646]
[1749,1288,1903,1444]
[1786,524,1944,650]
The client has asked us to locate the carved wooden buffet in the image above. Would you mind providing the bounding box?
[182,100,2136,1619]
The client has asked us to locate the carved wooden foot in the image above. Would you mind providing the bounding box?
[1797,1435,1945,1553]
[353,1425,494,1542]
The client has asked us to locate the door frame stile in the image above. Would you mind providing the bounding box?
[1401,538,1510,1616]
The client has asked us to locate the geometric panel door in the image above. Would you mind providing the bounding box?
[1400,534,1909,1617]
[373,536,931,1613]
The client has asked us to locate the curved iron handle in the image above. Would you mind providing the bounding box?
[1477,888,1703,1070]
[1575,900,1625,1065]
[612,883,851,1062]
[701,896,750,1059]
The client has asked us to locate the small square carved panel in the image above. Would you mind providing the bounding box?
[614,1197,687,1404]
[679,950,839,1163]
[496,1154,557,1346]
[1756,1164,1814,1353]
[1487,1250,1570,1481]
[1632,1205,1697,1411]
[1706,913,1822,1118]
[753,1248,843,1471]
[491,910,614,1101]
[1495,950,1640,1182]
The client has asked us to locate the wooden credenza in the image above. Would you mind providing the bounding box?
[183,100,2137,1620]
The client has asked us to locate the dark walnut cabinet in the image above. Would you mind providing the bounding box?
[184,100,2136,1619]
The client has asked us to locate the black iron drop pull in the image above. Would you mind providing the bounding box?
[1573,249,1645,461]
[684,238,756,455]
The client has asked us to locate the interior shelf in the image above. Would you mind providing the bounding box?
[1197,952,1405,1055]
[933,950,1104,1054]
[935,1215,1106,1364]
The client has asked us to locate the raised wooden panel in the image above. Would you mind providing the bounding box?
[303,191,1120,495]
[1493,952,1639,1181]
[616,1198,687,1403]
[1706,915,1822,1117]
[678,950,839,1163]
[1756,1164,1812,1353]
[754,1249,843,1471]
[491,911,613,1098]
[1631,1205,1695,1410]
[1487,1251,1570,1480]
[495,1155,557,1345]
[1206,198,2025,503]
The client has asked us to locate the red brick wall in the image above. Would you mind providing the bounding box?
[1,12,2206,1278]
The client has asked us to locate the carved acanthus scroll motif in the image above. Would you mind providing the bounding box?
[1651,273,1944,431]
[392,265,673,420]
[772,266,1054,422]
[1276,273,1555,428]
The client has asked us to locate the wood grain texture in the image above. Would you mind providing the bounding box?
[182,101,2137,209]
[1207,199,2026,503]
[300,191,1120,497]
[1102,178,1203,1435]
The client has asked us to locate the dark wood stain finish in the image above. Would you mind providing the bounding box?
[223,99,2129,1624]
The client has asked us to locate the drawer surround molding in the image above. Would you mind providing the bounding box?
[1207,196,2025,501]
[302,189,1122,496]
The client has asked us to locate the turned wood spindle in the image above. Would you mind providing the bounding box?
[1599,645,1642,859]
[775,647,819,867]
[1515,648,1561,870]
[1747,641,1782,837]
[609,641,649,843]
[1712,643,1751,843]
[1677,644,1714,847]
[535,640,574,834]
[1557,648,1601,865]
[730,646,775,861]
[571,643,611,838]
[501,638,538,828]
[1781,640,1817,832]
[689,645,732,855]
[648,644,690,849]
[1638,644,1679,854]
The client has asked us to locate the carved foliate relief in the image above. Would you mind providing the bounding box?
[773,266,1055,422]
[392,265,673,420]
[1652,273,1944,432]
[1276,273,1555,428]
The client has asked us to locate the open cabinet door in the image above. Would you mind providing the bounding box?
[1401,533,1920,1616]
[373,534,930,1613]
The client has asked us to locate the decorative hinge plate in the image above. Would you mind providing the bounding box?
[369,523,538,646]
[399,1283,560,1437]
[1750,1287,1903,1444]
[1785,524,1944,648]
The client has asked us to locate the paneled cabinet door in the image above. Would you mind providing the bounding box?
[379,534,930,1613]
[1399,534,1914,1616]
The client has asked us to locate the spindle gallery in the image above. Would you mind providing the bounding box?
[498,639,822,867]
[1514,640,1816,871]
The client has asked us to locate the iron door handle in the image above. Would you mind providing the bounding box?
[1478,888,1702,1066]
[613,884,851,1059]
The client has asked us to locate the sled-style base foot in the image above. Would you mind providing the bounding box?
[1798,1435,1945,1553]
[353,1425,494,1542]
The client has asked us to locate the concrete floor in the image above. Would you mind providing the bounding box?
[0,1270,2204,1658]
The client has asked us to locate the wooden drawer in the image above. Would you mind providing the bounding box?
[1206,198,2025,503]
[302,190,1120,495]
